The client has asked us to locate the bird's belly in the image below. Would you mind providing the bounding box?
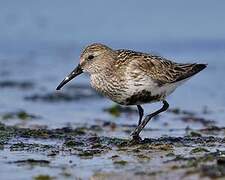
[90,75,179,105]
[122,78,179,105]
[123,90,165,105]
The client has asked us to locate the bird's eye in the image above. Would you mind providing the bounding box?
[87,55,94,60]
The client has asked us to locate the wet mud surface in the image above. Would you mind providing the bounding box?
[1,114,225,180]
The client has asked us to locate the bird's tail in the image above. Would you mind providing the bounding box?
[175,63,207,82]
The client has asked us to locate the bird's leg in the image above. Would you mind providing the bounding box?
[131,100,169,140]
[137,105,144,126]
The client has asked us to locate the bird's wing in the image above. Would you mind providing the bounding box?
[116,49,206,84]
[134,56,207,85]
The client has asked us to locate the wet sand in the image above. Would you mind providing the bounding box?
[1,117,225,180]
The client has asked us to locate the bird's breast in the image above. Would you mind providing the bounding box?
[90,74,127,104]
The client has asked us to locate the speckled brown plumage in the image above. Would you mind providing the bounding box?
[115,49,206,85]
[56,43,207,140]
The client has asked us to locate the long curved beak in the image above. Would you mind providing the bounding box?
[56,64,83,90]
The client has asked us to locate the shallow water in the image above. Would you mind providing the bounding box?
[0,1,225,180]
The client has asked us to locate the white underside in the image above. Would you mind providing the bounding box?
[125,75,190,101]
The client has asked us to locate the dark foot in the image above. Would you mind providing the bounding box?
[130,132,142,142]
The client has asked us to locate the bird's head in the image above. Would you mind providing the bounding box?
[56,43,114,90]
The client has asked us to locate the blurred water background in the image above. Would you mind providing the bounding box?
[0,1,225,179]
[1,0,224,127]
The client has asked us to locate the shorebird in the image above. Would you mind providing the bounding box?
[56,43,207,140]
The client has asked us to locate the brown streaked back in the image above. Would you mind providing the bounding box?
[115,49,207,84]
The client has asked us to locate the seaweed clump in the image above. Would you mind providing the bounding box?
[1,111,40,121]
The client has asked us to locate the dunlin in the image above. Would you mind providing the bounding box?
[56,43,207,140]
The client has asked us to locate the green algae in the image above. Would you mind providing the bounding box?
[60,171,72,178]
[135,154,151,161]
[1,111,40,121]
[189,131,202,137]
[0,122,225,152]
[0,122,225,179]
[104,104,136,117]
[113,160,128,166]
[78,151,95,158]
[190,147,209,154]
[0,123,15,144]
[10,142,54,151]
[19,129,50,138]
[64,140,84,147]
[17,111,38,120]
[167,150,225,176]
[104,104,121,117]
[33,175,54,180]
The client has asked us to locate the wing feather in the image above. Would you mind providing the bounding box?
[116,49,207,84]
